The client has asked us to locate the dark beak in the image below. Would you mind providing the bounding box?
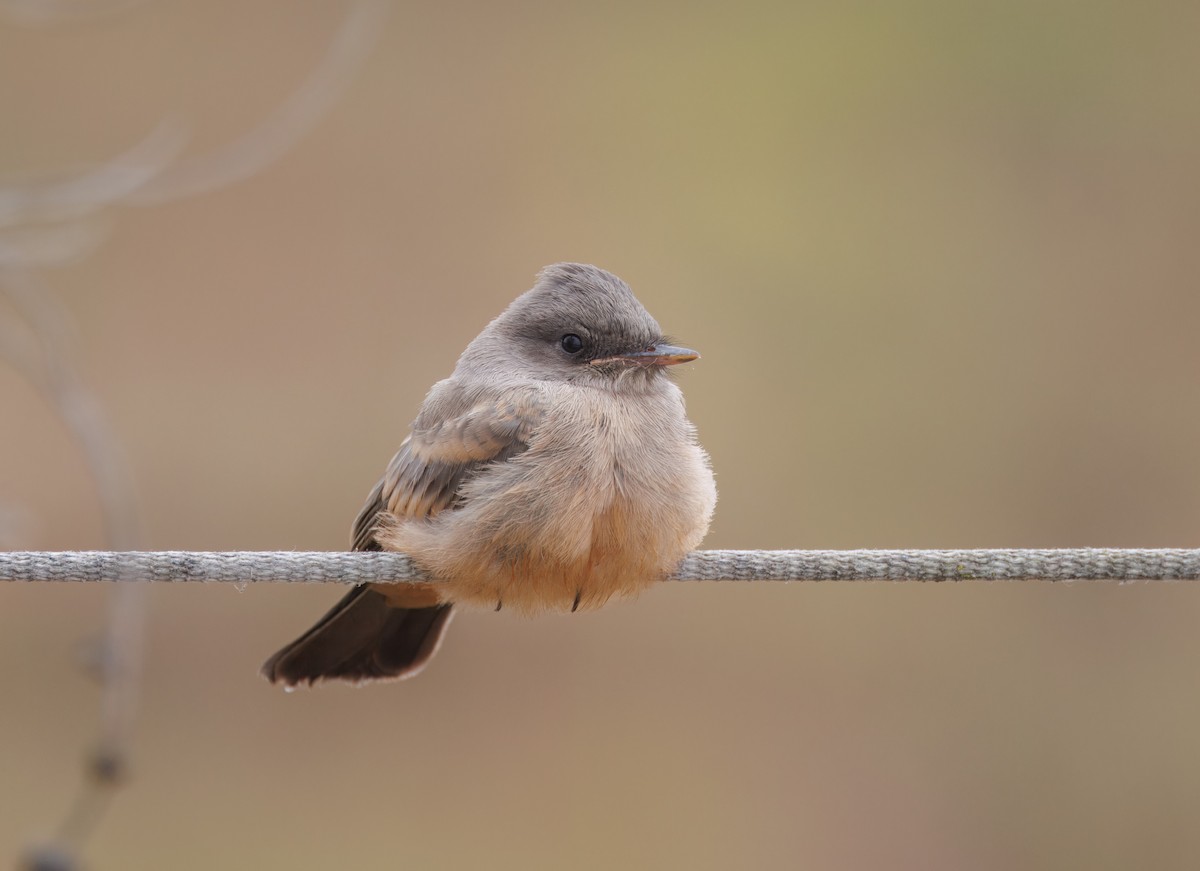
[599,342,700,367]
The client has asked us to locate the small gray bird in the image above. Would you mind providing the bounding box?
[262,263,716,686]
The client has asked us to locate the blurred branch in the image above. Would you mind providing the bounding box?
[0,121,186,228]
[0,221,109,265]
[0,0,150,27]
[1,263,145,863]
[1,2,392,866]
[1,268,141,547]
[1,0,390,225]
[3,549,1200,583]
[128,0,390,205]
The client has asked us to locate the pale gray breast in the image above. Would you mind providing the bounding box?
[508,380,711,559]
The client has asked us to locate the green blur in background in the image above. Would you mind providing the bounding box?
[3,1,1200,868]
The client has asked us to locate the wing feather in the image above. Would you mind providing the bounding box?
[350,391,544,551]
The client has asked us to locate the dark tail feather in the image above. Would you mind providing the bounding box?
[261,586,454,687]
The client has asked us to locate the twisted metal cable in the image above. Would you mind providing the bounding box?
[3,549,1199,584]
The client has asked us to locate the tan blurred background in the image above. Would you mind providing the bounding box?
[4,1,1200,868]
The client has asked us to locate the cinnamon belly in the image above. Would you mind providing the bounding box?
[439,497,677,614]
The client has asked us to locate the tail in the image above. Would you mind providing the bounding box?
[261,586,455,687]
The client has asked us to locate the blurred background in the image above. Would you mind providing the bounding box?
[3,1,1200,868]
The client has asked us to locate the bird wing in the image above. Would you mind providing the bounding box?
[351,389,545,551]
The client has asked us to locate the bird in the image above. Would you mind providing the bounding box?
[261,263,716,687]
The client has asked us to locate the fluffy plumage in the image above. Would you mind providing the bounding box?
[262,263,716,687]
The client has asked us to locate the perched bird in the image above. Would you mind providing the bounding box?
[262,263,716,686]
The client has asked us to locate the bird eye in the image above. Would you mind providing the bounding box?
[560,334,585,354]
